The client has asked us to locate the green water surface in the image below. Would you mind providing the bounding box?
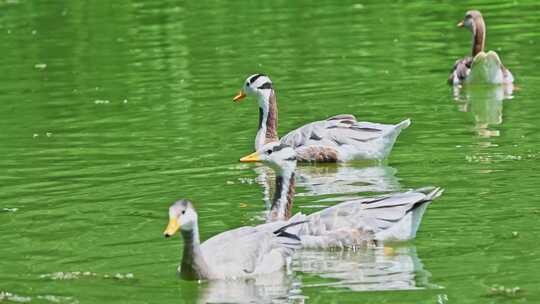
[1,0,540,303]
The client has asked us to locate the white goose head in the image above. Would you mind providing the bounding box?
[233,74,273,103]
[233,74,279,150]
[164,199,199,237]
[241,142,297,220]
[240,142,296,176]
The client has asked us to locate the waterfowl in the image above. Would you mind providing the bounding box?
[233,74,410,162]
[449,10,514,85]
[241,142,443,246]
[163,199,303,280]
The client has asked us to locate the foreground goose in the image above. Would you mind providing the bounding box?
[241,142,443,246]
[163,200,303,280]
[233,74,410,162]
[449,10,514,85]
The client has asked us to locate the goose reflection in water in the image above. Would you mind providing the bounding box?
[453,84,514,138]
[196,245,433,303]
[197,271,303,304]
[252,164,401,211]
[294,245,435,292]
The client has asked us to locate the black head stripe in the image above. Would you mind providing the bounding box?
[249,74,266,84]
[272,143,290,152]
[258,82,273,90]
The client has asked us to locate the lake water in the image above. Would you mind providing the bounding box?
[1,0,539,303]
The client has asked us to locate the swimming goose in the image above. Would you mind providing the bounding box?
[233,74,410,162]
[163,199,303,280]
[240,142,443,246]
[449,10,514,85]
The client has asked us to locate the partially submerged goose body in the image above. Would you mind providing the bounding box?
[241,142,443,248]
[449,10,513,85]
[234,74,410,162]
[163,200,303,280]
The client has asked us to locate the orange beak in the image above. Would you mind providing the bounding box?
[233,90,247,103]
[239,151,260,162]
[457,20,464,28]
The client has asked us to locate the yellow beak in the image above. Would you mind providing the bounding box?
[457,20,464,27]
[164,218,180,237]
[233,90,247,103]
[239,151,261,162]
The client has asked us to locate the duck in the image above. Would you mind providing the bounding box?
[163,199,304,280]
[448,10,514,85]
[233,74,410,162]
[240,142,443,246]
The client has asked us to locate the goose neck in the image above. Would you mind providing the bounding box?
[471,17,486,56]
[179,223,209,280]
[270,170,295,221]
[255,90,279,150]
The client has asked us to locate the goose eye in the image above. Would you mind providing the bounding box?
[181,210,186,215]
[246,82,249,87]
[266,149,273,155]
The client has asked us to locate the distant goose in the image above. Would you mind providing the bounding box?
[449,10,514,85]
[240,142,443,246]
[163,200,303,280]
[233,74,410,162]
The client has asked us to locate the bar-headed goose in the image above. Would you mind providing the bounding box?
[241,142,443,246]
[233,74,410,162]
[163,199,303,280]
[449,10,514,85]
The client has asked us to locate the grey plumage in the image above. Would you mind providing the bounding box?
[250,142,443,249]
[164,201,304,280]
[280,114,411,162]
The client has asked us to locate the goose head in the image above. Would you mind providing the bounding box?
[458,10,485,32]
[457,10,486,56]
[164,199,198,237]
[233,74,273,103]
[240,142,297,176]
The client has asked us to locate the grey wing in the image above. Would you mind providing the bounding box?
[201,229,278,276]
[280,115,409,161]
[201,223,301,277]
[301,187,443,243]
[280,114,381,148]
[449,57,472,85]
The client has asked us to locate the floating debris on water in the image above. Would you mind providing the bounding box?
[0,291,78,303]
[226,180,234,185]
[238,177,255,185]
[487,284,522,298]
[123,99,128,104]
[39,271,134,281]
[34,63,47,70]
[466,154,523,163]
[2,208,18,212]
[94,99,110,104]
[0,291,31,303]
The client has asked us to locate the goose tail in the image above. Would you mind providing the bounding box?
[396,118,411,130]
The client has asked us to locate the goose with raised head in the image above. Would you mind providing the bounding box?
[449,10,514,85]
[233,74,410,162]
[240,142,443,247]
[163,199,303,280]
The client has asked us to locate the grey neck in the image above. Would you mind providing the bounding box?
[255,90,279,150]
[269,171,295,221]
[471,17,486,57]
[179,225,210,280]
